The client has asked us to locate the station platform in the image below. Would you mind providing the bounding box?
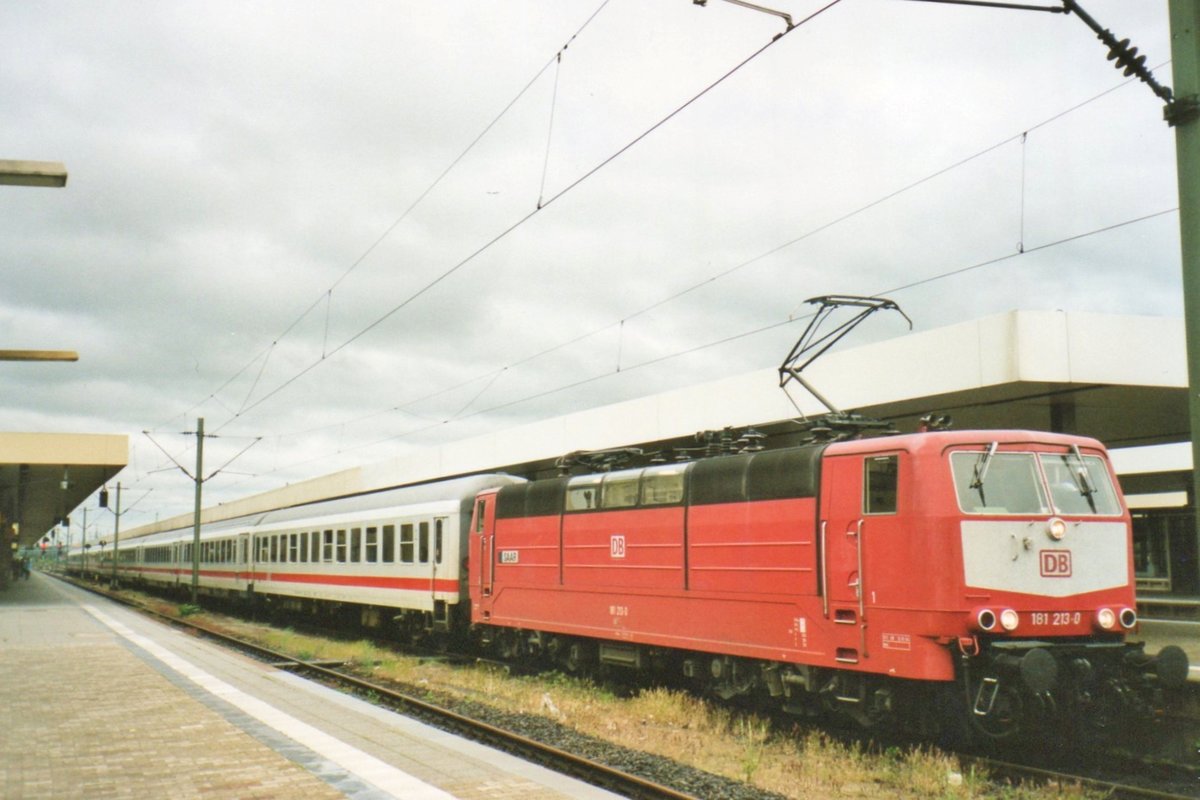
[0,573,622,800]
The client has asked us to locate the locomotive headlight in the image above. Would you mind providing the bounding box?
[999,608,1019,631]
[1096,607,1117,631]
[974,608,997,632]
[1119,607,1137,629]
[1047,517,1067,541]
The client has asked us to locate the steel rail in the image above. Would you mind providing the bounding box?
[964,754,1200,800]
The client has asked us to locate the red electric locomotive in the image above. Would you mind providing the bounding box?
[468,428,1188,741]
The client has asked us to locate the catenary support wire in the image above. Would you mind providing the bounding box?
[252,69,1160,451]
[215,4,840,433]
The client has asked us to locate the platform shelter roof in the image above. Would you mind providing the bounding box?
[129,309,1186,536]
[0,432,128,547]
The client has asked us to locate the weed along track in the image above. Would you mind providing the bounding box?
[51,571,1200,800]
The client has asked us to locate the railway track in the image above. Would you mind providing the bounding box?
[59,573,1200,800]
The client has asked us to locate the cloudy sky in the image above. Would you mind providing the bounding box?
[0,1,1180,535]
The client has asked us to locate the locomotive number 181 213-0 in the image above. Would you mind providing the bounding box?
[1030,611,1082,626]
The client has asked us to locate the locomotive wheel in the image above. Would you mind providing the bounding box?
[1075,678,1130,737]
[561,640,595,675]
[969,683,1023,741]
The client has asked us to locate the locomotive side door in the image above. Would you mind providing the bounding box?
[820,451,902,664]
[474,494,498,599]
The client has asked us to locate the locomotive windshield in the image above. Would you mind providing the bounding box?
[1038,453,1120,515]
[951,450,1121,515]
[952,452,1049,514]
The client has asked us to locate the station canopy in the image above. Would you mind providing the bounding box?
[128,309,1188,538]
[0,433,128,548]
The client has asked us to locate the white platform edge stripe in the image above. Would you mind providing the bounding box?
[83,604,457,800]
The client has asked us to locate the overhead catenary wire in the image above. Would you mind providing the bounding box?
[230,206,1178,488]
[249,65,1162,451]
[134,19,1171,507]
[209,4,837,435]
[151,0,616,435]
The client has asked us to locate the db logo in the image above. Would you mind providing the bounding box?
[1040,550,1072,578]
[610,535,626,559]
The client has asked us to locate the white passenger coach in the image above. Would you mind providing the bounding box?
[68,474,522,634]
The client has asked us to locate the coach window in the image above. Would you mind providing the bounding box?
[601,469,642,509]
[323,530,334,562]
[350,528,362,563]
[382,524,396,563]
[298,532,308,563]
[864,455,899,515]
[289,533,298,562]
[365,527,378,563]
[400,523,415,563]
[310,531,320,562]
[418,521,430,563]
[434,519,444,564]
[566,475,602,511]
[336,530,348,562]
[269,535,278,563]
[641,464,686,505]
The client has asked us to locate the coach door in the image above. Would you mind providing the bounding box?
[820,451,902,664]
[430,517,448,628]
[236,533,251,586]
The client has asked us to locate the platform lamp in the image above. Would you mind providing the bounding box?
[0,160,67,188]
[99,483,121,588]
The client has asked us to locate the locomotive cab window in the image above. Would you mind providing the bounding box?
[951,451,1049,514]
[1038,453,1120,516]
[864,455,899,514]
